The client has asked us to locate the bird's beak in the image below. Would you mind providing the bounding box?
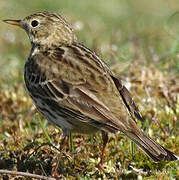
[3,19,24,28]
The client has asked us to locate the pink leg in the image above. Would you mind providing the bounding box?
[98,131,108,171]
[52,135,69,178]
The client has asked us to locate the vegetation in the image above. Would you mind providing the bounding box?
[0,0,179,179]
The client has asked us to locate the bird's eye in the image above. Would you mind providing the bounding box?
[31,20,39,27]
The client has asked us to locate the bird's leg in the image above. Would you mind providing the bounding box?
[60,134,69,151]
[52,133,69,178]
[52,156,60,178]
[98,131,108,171]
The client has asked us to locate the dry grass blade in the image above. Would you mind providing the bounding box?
[0,169,55,180]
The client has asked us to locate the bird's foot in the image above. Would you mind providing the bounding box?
[97,162,106,173]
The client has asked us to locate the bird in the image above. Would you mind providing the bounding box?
[3,11,178,168]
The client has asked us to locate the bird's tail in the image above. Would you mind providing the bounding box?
[125,130,178,161]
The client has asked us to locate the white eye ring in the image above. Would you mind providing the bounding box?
[31,20,39,27]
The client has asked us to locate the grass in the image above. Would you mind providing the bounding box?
[0,0,179,179]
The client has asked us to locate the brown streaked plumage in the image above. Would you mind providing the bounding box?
[3,12,178,167]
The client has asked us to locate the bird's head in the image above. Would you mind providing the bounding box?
[3,11,77,46]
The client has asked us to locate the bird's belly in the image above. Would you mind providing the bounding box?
[34,97,72,132]
[29,92,99,135]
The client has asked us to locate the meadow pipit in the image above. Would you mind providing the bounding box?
[3,12,178,167]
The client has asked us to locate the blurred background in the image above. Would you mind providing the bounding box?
[0,0,179,179]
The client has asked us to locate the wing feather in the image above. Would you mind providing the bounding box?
[111,76,144,122]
